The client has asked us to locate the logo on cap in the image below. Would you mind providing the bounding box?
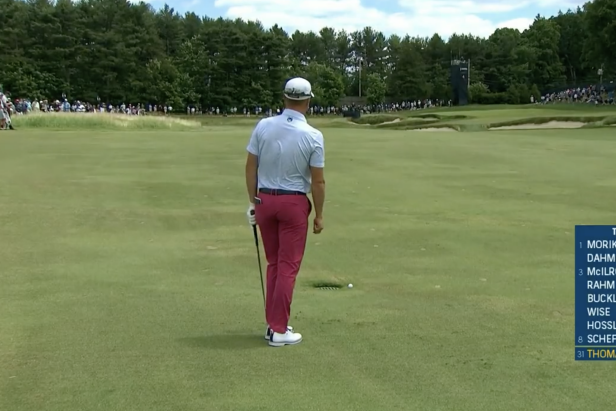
[284,88,311,99]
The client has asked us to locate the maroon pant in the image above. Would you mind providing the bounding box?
[255,193,311,334]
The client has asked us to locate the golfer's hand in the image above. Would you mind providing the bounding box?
[247,203,256,226]
[313,217,323,234]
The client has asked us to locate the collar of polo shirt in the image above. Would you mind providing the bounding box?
[282,108,306,122]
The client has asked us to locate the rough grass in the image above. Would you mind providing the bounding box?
[384,122,460,131]
[12,112,202,130]
[8,105,615,133]
[1,125,616,411]
[601,116,616,125]
[410,113,469,120]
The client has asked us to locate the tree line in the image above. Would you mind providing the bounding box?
[0,0,615,109]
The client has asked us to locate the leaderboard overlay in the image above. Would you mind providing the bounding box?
[575,225,616,361]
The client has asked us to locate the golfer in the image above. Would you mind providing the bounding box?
[245,77,325,347]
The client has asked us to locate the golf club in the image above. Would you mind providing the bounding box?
[250,210,266,309]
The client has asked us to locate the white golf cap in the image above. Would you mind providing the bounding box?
[283,77,314,100]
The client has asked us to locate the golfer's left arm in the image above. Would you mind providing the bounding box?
[245,153,258,203]
[245,123,260,204]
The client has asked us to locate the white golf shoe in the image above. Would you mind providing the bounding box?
[269,329,302,347]
[265,325,293,340]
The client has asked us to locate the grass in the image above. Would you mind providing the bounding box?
[11,112,202,130]
[1,105,616,410]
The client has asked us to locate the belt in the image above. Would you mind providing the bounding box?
[259,188,306,196]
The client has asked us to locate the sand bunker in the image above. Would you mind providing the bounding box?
[490,121,586,130]
[379,118,401,125]
[410,127,457,132]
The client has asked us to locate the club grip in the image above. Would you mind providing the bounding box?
[252,225,259,245]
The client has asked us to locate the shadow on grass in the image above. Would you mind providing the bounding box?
[178,334,265,350]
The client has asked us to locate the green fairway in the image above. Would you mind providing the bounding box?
[1,118,616,410]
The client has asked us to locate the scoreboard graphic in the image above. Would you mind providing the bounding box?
[575,225,616,361]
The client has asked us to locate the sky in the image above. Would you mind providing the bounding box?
[152,0,585,39]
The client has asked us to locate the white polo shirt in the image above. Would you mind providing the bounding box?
[247,109,324,194]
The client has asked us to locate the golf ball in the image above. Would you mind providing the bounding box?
[348,283,353,288]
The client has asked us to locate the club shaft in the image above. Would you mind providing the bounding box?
[252,226,266,308]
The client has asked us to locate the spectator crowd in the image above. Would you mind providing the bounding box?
[541,84,615,105]
[0,84,613,128]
